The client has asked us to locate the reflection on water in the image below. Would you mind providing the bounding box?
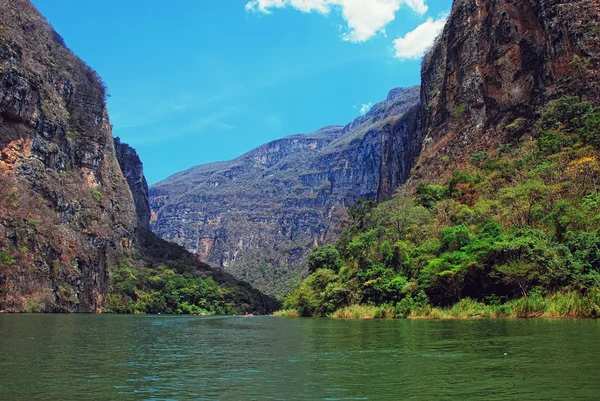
[0,315,598,400]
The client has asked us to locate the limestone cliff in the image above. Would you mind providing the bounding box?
[0,0,137,312]
[150,87,421,296]
[153,0,600,298]
[410,0,600,187]
[114,137,151,230]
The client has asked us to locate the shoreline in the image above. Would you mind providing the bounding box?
[274,292,600,319]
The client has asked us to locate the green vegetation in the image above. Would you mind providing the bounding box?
[91,189,103,203]
[0,251,15,266]
[104,231,279,315]
[506,118,525,131]
[280,97,600,318]
[453,104,467,119]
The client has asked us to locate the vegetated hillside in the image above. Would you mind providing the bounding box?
[113,139,279,315]
[281,0,600,318]
[0,0,278,314]
[150,87,421,297]
[282,97,600,318]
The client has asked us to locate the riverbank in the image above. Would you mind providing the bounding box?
[274,291,600,319]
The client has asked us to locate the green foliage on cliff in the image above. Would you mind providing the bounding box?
[103,231,280,315]
[282,96,600,318]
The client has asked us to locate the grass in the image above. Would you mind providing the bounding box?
[274,292,600,319]
[332,304,395,319]
[273,309,300,317]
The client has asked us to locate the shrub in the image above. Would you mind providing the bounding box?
[307,245,343,273]
[0,251,15,266]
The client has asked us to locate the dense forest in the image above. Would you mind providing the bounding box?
[279,97,600,318]
[102,231,279,315]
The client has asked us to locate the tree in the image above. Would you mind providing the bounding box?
[307,245,343,273]
[369,198,432,240]
[348,199,376,229]
[499,180,551,227]
[415,183,448,208]
[493,260,538,297]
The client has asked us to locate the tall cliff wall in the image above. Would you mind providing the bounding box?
[410,0,600,186]
[114,137,151,230]
[0,0,279,314]
[150,87,421,296]
[0,0,137,312]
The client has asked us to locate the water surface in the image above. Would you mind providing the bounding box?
[0,315,598,400]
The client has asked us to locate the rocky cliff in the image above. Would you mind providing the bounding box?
[150,87,421,297]
[409,0,600,187]
[0,0,278,313]
[114,137,151,230]
[0,0,137,312]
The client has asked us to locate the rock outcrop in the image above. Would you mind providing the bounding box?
[114,137,151,229]
[150,87,421,296]
[410,0,600,187]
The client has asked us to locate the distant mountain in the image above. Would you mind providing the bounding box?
[150,86,422,297]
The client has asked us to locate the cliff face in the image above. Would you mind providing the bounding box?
[0,0,137,312]
[150,87,421,296]
[411,0,600,185]
[114,137,151,230]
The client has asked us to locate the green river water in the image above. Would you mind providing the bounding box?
[0,315,598,400]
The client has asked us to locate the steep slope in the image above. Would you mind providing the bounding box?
[114,138,151,230]
[409,0,600,188]
[0,0,137,312]
[112,139,279,314]
[0,0,278,314]
[150,87,421,297]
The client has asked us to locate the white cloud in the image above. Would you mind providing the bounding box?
[245,0,428,42]
[393,16,446,59]
[360,103,373,114]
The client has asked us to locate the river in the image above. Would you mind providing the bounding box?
[0,315,598,400]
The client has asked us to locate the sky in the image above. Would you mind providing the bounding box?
[32,0,451,185]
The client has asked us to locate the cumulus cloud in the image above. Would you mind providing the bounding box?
[360,102,373,115]
[245,0,428,42]
[392,16,446,59]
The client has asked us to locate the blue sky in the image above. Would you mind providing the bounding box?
[32,0,451,185]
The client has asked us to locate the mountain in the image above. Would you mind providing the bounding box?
[150,87,421,297]
[0,0,277,314]
[150,0,600,300]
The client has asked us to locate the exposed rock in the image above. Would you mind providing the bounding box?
[149,0,600,298]
[114,137,150,229]
[409,0,600,188]
[0,0,276,313]
[0,0,137,312]
[150,87,421,297]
